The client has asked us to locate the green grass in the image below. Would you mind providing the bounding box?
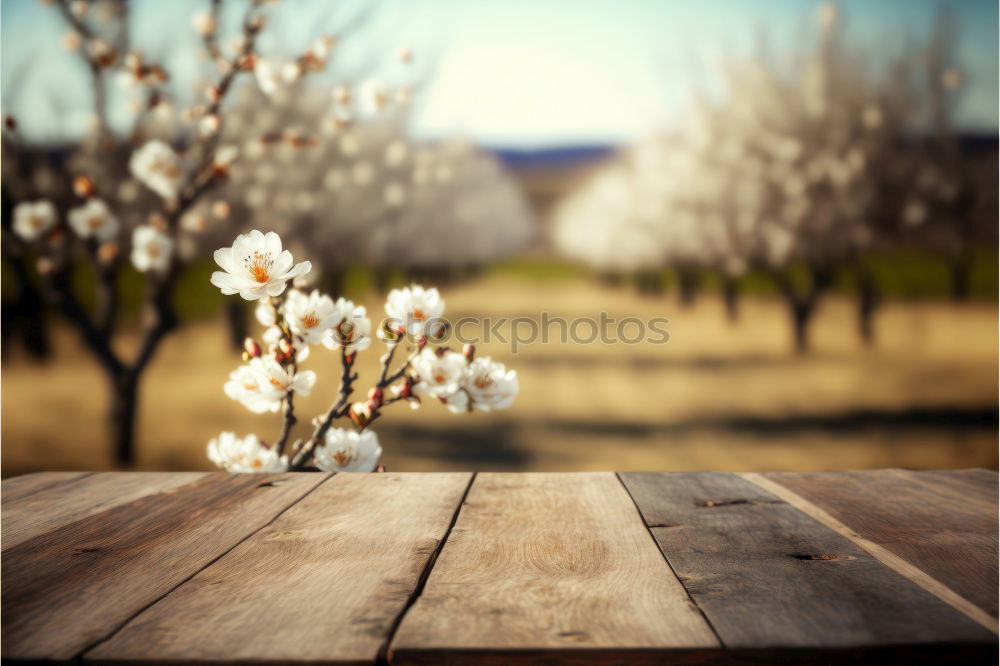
[1,248,995,328]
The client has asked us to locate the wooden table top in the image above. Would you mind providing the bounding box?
[2,470,997,664]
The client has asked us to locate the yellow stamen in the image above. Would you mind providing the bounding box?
[244,250,274,283]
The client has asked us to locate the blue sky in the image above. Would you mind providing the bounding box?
[2,0,997,148]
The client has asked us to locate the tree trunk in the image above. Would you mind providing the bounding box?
[677,267,700,308]
[636,270,663,296]
[373,268,392,293]
[774,265,833,355]
[722,275,740,324]
[109,372,139,467]
[324,268,345,299]
[791,301,811,354]
[949,256,972,302]
[6,254,51,360]
[599,271,624,288]
[856,264,879,346]
[225,300,249,351]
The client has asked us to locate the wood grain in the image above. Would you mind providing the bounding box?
[764,469,999,617]
[2,472,327,661]
[2,471,93,504]
[620,472,995,655]
[86,472,473,666]
[3,472,207,549]
[390,472,719,665]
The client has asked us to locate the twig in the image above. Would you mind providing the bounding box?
[290,347,358,469]
[274,393,297,456]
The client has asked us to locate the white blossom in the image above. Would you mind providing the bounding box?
[322,299,372,353]
[254,59,290,98]
[129,140,183,199]
[284,289,343,345]
[463,357,518,411]
[12,201,57,241]
[411,348,468,398]
[384,284,445,336]
[130,225,173,272]
[192,11,216,36]
[444,389,470,414]
[313,428,382,472]
[210,230,312,301]
[214,145,239,168]
[68,199,119,241]
[207,432,288,473]
[223,357,316,413]
[360,79,388,114]
[256,299,277,326]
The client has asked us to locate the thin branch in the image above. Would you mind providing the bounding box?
[291,347,358,469]
[54,0,112,147]
[274,393,297,456]
[380,345,420,388]
[42,268,125,377]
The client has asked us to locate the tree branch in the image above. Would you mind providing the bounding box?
[291,347,358,469]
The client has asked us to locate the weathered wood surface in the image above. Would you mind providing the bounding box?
[87,473,472,666]
[1,470,93,504]
[3,471,207,549]
[619,472,995,656]
[2,470,996,664]
[2,473,326,661]
[389,472,720,664]
[765,469,999,617]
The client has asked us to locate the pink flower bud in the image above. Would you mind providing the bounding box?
[97,242,118,264]
[36,257,56,275]
[243,338,261,358]
[463,344,475,361]
[73,175,95,198]
[368,388,384,407]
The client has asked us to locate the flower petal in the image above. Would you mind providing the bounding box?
[292,370,316,396]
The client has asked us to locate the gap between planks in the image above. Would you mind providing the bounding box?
[77,473,338,661]
[614,472,725,647]
[740,472,999,635]
[376,472,477,666]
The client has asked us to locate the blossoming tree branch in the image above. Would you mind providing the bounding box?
[207,230,518,473]
[3,0,394,466]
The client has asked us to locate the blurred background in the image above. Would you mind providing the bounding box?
[1,0,997,476]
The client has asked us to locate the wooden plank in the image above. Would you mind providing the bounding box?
[2,471,93,504]
[620,472,995,658]
[3,472,208,549]
[763,469,999,618]
[743,472,997,635]
[2,472,327,662]
[390,472,719,665]
[86,472,472,666]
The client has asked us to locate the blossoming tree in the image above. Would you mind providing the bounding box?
[206,230,518,472]
[554,4,964,352]
[1,0,377,465]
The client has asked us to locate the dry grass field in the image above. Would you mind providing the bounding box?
[2,272,997,476]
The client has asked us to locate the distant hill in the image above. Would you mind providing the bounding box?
[488,145,617,172]
[486,145,619,235]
